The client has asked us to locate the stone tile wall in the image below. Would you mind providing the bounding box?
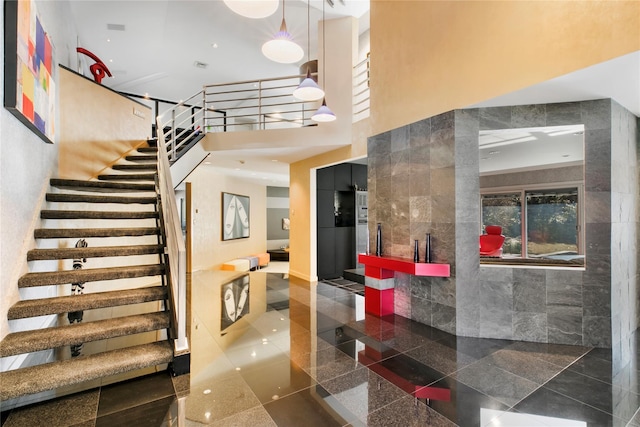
[368,99,639,348]
[368,111,459,334]
[610,101,639,370]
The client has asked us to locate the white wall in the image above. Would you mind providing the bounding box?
[187,167,267,271]
[1,0,79,344]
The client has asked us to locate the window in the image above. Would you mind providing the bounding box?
[481,186,582,259]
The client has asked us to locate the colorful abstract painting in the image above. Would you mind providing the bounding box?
[4,0,56,143]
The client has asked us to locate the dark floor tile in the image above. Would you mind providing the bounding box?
[320,366,407,423]
[588,346,613,362]
[568,352,616,384]
[2,389,99,427]
[171,373,190,399]
[482,348,564,385]
[185,373,262,424]
[513,385,622,426]
[96,372,176,417]
[335,335,399,365]
[316,312,350,334]
[318,324,364,346]
[505,341,591,368]
[406,340,477,375]
[380,326,432,353]
[426,376,511,427]
[345,314,397,341]
[453,358,540,407]
[297,345,365,383]
[438,335,513,359]
[368,353,448,395]
[367,395,457,427]
[545,369,640,417]
[263,384,358,427]
[239,358,316,404]
[95,395,174,427]
[390,315,454,342]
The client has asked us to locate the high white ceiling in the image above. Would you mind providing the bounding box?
[69,1,639,186]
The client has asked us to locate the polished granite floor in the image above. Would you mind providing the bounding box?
[2,270,639,426]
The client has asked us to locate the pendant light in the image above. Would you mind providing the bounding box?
[312,0,336,122]
[262,0,304,64]
[292,0,324,101]
[223,0,278,19]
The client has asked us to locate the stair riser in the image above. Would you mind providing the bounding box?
[50,179,155,192]
[41,211,159,220]
[34,228,160,239]
[46,194,157,204]
[97,174,157,181]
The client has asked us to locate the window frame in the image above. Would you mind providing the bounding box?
[480,181,584,259]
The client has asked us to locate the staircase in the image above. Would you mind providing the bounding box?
[0,144,177,404]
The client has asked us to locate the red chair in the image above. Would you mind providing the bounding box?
[480,225,505,257]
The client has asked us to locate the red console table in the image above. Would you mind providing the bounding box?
[358,254,450,279]
[358,254,450,316]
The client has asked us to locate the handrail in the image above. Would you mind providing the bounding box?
[154,133,189,354]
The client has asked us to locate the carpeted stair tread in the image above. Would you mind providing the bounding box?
[18,264,165,288]
[137,147,158,153]
[34,227,160,239]
[125,154,157,162]
[97,173,157,181]
[0,341,173,401]
[41,210,158,220]
[50,178,155,192]
[0,312,170,357]
[46,193,157,204]
[27,244,164,261]
[8,286,167,319]
[112,163,158,171]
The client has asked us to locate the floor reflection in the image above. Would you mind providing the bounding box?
[1,271,638,427]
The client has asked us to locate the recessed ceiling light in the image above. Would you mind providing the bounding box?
[109,59,113,63]
[203,389,211,394]
[204,161,211,165]
[212,43,218,48]
[106,38,111,42]
[271,159,278,162]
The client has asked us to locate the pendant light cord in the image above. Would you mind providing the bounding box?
[322,0,325,88]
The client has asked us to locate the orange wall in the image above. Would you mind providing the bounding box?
[58,68,151,179]
[370,0,640,135]
[289,0,639,281]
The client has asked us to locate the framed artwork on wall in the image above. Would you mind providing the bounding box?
[4,0,56,144]
[222,192,250,241]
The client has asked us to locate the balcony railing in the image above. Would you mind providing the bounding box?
[353,54,370,123]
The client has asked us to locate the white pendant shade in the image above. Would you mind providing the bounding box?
[312,99,336,122]
[262,19,304,64]
[223,0,278,19]
[293,71,324,101]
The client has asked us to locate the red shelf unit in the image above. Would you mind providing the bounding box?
[358,254,450,279]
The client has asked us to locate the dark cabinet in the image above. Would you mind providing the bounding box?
[352,164,367,190]
[317,190,335,228]
[334,163,352,191]
[317,166,334,190]
[316,162,367,280]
